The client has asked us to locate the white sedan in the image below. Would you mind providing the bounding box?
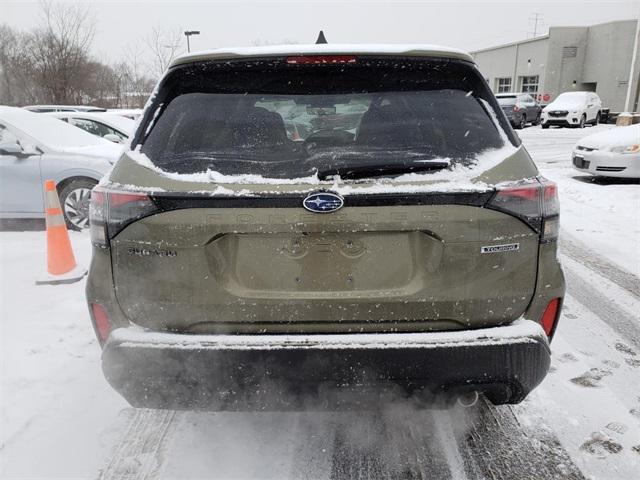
[0,107,121,229]
[45,112,136,144]
[572,124,640,178]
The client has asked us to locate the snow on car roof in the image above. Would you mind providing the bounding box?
[170,43,475,68]
[0,106,117,151]
[577,123,640,149]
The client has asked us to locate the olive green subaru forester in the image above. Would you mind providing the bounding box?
[86,44,564,409]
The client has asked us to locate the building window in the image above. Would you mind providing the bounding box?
[495,77,512,93]
[520,75,539,94]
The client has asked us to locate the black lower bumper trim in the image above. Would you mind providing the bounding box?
[102,321,550,410]
[543,119,573,127]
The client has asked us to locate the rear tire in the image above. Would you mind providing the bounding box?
[594,112,601,125]
[58,178,97,231]
[532,113,541,126]
[515,115,526,129]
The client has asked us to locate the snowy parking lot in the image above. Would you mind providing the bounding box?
[1,124,639,479]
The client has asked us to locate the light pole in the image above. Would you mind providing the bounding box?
[184,30,200,53]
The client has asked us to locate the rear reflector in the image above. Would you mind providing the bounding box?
[90,303,112,344]
[541,298,561,338]
[286,55,357,65]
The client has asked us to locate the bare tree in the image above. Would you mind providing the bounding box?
[145,26,184,79]
[28,0,95,103]
[0,2,158,107]
[0,25,18,104]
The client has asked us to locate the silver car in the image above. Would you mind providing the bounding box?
[0,107,121,229]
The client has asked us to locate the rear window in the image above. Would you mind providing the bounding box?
[137,57,516,179]
[497,96,517,105]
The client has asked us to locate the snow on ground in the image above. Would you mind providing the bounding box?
[0,231,127,478]
[0,124,639,479]
[519,125,640,276]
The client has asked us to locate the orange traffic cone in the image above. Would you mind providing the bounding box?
[36,180,87,285]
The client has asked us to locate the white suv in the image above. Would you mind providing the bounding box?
[541,92,602,129]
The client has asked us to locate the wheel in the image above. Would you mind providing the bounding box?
[541,123,549,129]
[578,114,586,129]
[532,113,541,126]
[594,112,601,125]
[58,179,96,231]
[515,115,526,129]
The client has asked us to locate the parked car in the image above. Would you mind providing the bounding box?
[572,124,640,178]
[107,109,144,121]
[495,93,542,129]
[86,44,564,410]
[23,105,107,113]
[0,107,120,229]
[541,92,602,129]
[45,112,135,143]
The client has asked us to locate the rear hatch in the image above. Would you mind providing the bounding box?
[98,54,546,334]
[496,95,517,117]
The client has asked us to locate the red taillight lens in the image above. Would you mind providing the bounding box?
[489,182,541,219]
[109,191,150,207]
[541,298,561,339]
[90,303,112,344]
[286,55,357,65]
[488,178,559,242]
[513,105,520,112]
[90,186,159,247]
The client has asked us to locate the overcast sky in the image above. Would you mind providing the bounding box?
[1,0,638,64]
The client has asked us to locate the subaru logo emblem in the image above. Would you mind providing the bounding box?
[303,192,344,213]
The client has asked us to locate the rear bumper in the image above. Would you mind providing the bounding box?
[102,319,550,409]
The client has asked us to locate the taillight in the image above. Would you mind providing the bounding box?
[286,55,357,64]
[513,105,520,112]
[90,302,112,345]
[89,186,159,247]
[540,178,560,241]
[487,177,559,242]
[541,298,561,339]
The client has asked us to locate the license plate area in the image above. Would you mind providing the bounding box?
[573,155,590,169]
[210,231,431,294]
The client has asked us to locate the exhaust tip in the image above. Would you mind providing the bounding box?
[456,391,479,408]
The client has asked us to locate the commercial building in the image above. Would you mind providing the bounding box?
[471,19,640,112]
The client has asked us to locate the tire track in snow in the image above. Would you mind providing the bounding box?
[560,233,640,299]
[98,401,584,479]
[98,408,181,480]
[462,399,586,480]
[562,262,640,350]
[328,408,454,479]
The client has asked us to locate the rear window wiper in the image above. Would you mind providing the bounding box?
[316,160,450,180]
